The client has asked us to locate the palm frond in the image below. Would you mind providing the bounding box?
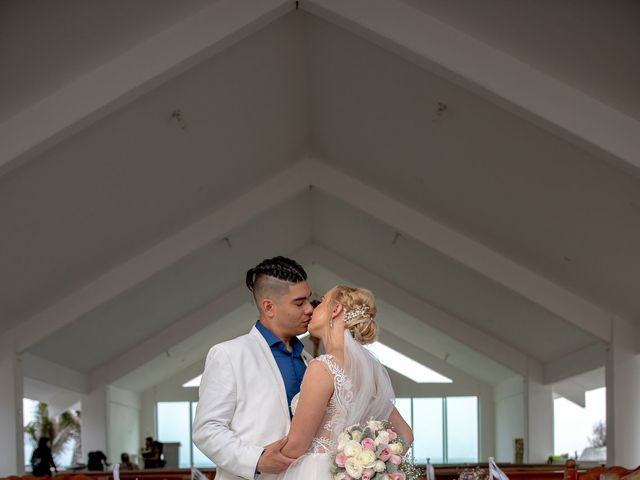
[24,424,38,447]
[25,402,83,459]
[59,411,81,431]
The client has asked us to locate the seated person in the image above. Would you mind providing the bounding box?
[141,437,164,469]
[87,450,107,471]
[155,441,166,468]
[120,453,138,470]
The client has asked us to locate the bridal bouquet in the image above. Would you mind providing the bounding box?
[331,420,418,480]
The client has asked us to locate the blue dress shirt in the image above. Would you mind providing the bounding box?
[255,321,307,416]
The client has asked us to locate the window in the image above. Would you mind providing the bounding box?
[23,398,77,470]
[157,401,215,468]
[446,397,478,463]
[554,387,606,460]
[158,396,479,467]
[397,396,478,464]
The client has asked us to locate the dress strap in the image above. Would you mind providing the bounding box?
[313,354,345,377]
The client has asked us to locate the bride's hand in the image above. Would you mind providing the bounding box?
[257,436,297,474]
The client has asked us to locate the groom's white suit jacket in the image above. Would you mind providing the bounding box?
[192,326,313,480]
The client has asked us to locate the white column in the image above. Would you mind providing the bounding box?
[494,375,525,462]
[82,383,109,460]
[479,383,496,461]
[525,360,554,463]
[606,316,640,467]
[0,335,24,476]
[108,386,141,463]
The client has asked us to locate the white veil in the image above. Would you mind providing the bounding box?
[339,329,395,431]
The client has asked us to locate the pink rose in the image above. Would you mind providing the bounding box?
[379,448,391,462]
[362,469,375,480]
[389,454,403,465]
[336,452,347,468]
[388,430,398,441]
[361,438,376,450]
[389,473,406,480]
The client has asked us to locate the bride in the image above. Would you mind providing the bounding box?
[280,285,413,479]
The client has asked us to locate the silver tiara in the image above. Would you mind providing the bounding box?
[344,304,372,322]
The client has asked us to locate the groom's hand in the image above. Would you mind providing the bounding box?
[257,436,296,474]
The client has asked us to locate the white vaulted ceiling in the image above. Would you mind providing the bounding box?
[1,1,638,396]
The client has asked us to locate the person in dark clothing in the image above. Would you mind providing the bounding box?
[141,437,165,468]
[31,437,56,477]
[87,450,108,471]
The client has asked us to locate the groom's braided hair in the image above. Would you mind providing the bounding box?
[245,256,307,293]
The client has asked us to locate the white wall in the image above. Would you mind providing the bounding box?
[81,384,108,458]
[525,360,554,463]
[108,386,141,465]
[494,375,525,463]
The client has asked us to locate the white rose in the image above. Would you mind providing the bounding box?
[344,440,363,457]
[375,431,390,446]
[357,449,377,468]
[374,460,387,473]
[367,420,382,433]
[351,430,363,442]
[338,432,349,450]
[345,458,364,479]
[389,442,404,454]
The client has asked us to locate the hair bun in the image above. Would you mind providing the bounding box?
[331,286,378,345]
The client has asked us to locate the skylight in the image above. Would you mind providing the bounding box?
[183,375,201,388]
[365,342,452,383]
[184,340,451,387]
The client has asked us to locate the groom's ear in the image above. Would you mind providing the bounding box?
[261,297,276,318]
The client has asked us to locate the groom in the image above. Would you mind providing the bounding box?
[192,256,314,480]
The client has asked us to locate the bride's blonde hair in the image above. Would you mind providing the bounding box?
[328,285,378,345]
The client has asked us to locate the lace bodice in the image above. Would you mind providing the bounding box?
[290,354,354,454]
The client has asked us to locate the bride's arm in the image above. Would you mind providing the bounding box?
[389,407,414,447]
[281,361,334,458]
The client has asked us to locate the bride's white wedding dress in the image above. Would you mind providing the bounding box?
[282,332,396,480]
[284,354,352,480]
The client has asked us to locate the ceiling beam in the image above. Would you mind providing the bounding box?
[0,0,293,178]
[12,161,309,352]
[11,156,613,356]
[90,284,249,387]
[552,381,586,408]
[22,353,89,395]
[298,244,531,375]
[306,158,612,342]
[543,342,607,385]
[303,0,640,179]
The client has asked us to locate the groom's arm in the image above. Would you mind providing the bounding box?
[192,345,264,480]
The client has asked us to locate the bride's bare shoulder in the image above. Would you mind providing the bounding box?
[303,358,334,385]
